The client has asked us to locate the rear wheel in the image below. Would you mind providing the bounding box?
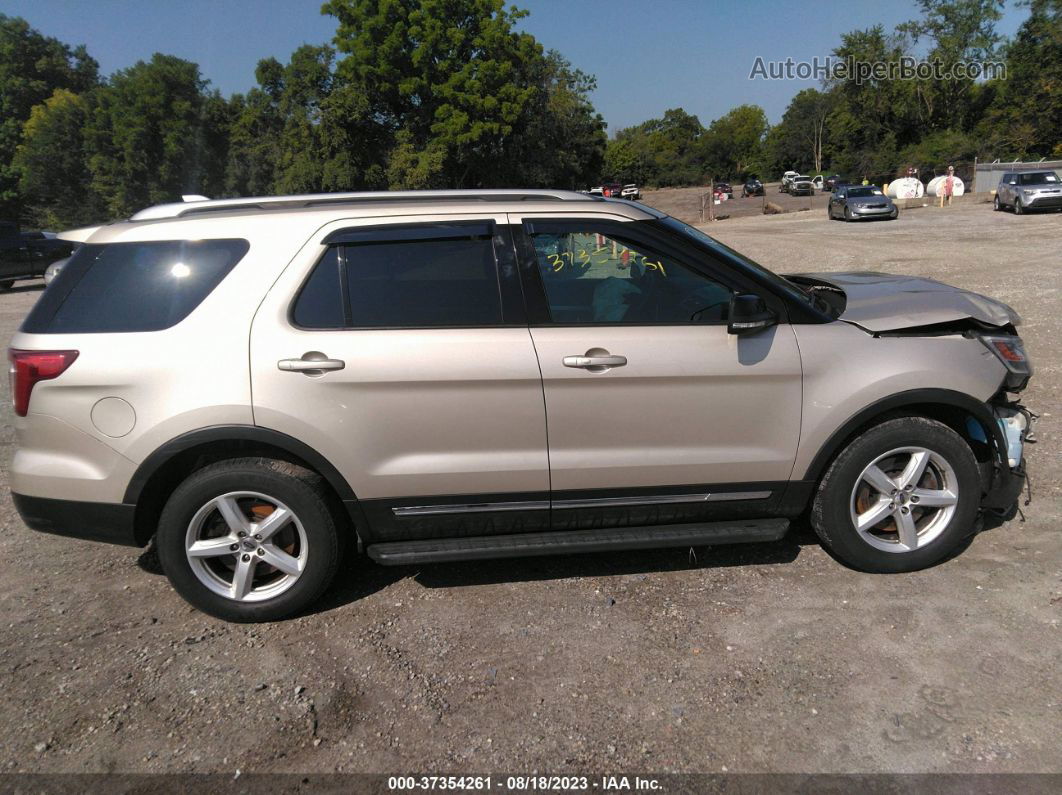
[0,280,13,291]
[811,417,980,573]
[993,195,1001,211]
[156,458,341,622]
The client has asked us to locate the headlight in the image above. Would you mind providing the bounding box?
[1022,189,1037,196]
[978,334,1032,375]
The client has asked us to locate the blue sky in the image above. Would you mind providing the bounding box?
[4,0,1029,131]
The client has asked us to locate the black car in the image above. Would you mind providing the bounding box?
[823,175,843,192]
[742,178,764,197]
[0,222,74,290]
[714,181,733,198]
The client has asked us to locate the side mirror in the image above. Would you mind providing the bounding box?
[727,293,776,335]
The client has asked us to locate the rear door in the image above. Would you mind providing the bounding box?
[509,213,803,531]
[249,215,549,542]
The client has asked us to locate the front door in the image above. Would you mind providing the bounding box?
[510,214,803,531]
[250,215,549,541]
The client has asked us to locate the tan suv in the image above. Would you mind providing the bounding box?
[8,190,1034,621]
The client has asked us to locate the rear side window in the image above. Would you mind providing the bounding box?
[292,229,503,329]
[22,239,249,334]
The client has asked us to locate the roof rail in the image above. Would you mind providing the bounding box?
[130,189,600,221]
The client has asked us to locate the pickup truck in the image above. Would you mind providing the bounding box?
[0,221,74,289]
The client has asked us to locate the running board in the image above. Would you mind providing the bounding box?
[366,518,789,565]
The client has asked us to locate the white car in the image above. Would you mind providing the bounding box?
[621,184,641,201]
[780,171,799,192]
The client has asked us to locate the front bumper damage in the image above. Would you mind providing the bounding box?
[979,400,1036,514]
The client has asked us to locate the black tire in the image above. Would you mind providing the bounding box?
[156,457,342,622]
[810,417,981,573]
[993,195,1001,211]
[843,206,852,222]
[0,280,13,291]
[1014,197,1023,215]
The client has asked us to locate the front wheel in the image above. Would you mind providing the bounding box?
[993,195,1001,211]
[0,280,13,291]
[811,417,981,573]
[1014,198,1024,215]
[843,206,852,222]
[156,458,342,622]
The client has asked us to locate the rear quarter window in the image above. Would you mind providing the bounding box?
[22,239,249,333]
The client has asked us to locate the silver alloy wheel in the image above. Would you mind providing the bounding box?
[848,447,959,553]
[184,491,308,602]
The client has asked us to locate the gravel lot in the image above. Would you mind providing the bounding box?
[0,201,1059,777]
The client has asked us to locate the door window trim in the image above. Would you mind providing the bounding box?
[287,219,527,331]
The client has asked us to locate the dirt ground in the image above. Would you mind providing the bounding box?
[641,182,828,223]
[0,201,1059,777]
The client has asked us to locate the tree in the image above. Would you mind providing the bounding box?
[85,54,220,217]
[980,0,1062,157]
[898,0,1005,131]
[14,89,101,227]
[608,108,706,186]
[0,14,98,219]
[700,104,769,179]
[324,0,544,187]
[766,89,833,175]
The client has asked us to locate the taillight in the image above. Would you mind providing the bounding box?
[7,349,79,417]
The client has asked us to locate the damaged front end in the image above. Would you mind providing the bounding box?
[788,271,1036,518]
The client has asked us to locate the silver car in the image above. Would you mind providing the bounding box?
[828,184,898,221]
[9,189,1033,621]
[994,171,1062,214]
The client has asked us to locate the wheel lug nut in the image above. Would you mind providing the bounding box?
[257,548,265,556]
[890,489,898,496]
[254,534,262,541]
[237,531,247,538]
[229,543,239,551]
[242,554,250,562]
[911,496,920,503]
[900,507,909,514]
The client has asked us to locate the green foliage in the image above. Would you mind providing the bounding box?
[0,13,97,217]
[979,0,1062,158]
[14,89,101,228]
[606,108,706,186]
[701,104,770,179]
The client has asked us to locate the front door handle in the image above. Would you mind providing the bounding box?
[278,352,346,374]
[563,348,627,372]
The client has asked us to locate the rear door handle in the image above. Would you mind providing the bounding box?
[563,351,627,371]
[278,353,346,373]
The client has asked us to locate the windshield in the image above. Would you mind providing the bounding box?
[846,186,882,197]
[657,216,820,310]
[1019,172,1059,185]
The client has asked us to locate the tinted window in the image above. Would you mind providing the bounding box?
[22,239,248,334]
[292,247,345,328]
[293,232,503,329]
[527,225,733,324]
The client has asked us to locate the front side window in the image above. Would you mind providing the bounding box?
[293,228,503,329]
[526,225,734,324]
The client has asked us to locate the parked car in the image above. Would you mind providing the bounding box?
[620,184,641,201]
[10,189,1032,621]
[742,178,764,197]
[788,176,815,196]
[828,184,899,221]
[714,181,733,199]
[823,175,843,192]
[780,171,799,192]
[0,222,74,290]
[43,256,70,286]
[994,171,1062,214]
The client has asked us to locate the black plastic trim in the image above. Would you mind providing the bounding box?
[13,493,138,547]
[801,388,1010,484]
[321,220,493,246]
[124,425,359,505]
[367,518,790,565]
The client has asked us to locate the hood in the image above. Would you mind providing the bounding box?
[786,271,1021,333]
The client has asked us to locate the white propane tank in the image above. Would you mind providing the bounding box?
[926,175,965,196]
[885,178,925,199]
